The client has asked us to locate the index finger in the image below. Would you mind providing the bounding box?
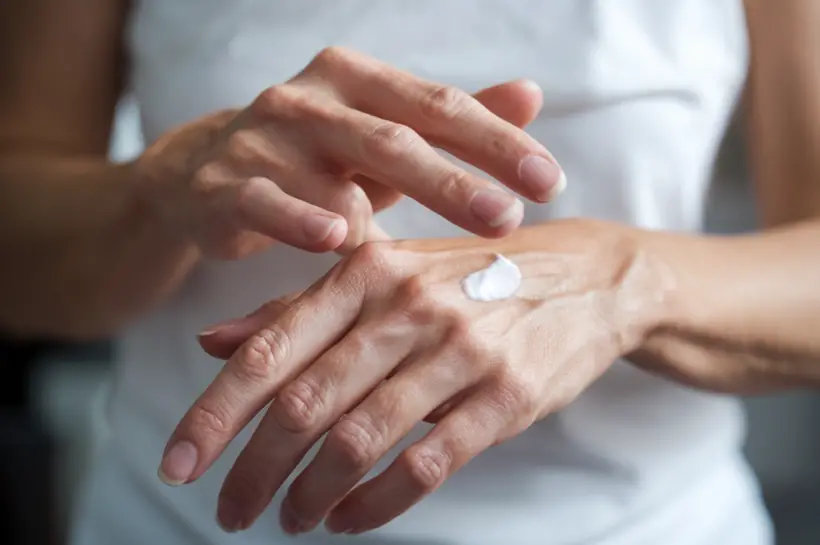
[324,108,525,238]
[319,49,566,203]
[158,277,364,486]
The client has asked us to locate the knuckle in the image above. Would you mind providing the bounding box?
[272,378,325,433]
[399,447,449,493]
[398,276,438,324]
[359,243,404,290]
[448,319,494,364]
[398,274,429,303]
[350,239,390,272]
[328,181,372,218]
[233,176,268,219]
[326,413,384,471]
[224,130,260,163]
[235,326,290,382]
[343,241,400,290]
[313,46,353,68]
[446,313,476,342]
[251,84,313,119]
[337,331,371,362]
[191,162,227,194]
[189,403,232,438]
[418,85,473,123]
[436,169,473,199]
[492,371,540,418]
[251,85,291,117]
[361,122,420,160]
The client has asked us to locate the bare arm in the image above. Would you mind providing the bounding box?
[0,0,198,340]
[196,0,820,395]
[629,0,820,393]
[161,3,820,530]
[1,0,572,341]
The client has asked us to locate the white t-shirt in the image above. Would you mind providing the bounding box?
[72,1,774,544]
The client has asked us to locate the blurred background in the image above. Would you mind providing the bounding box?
[0,100,819,545]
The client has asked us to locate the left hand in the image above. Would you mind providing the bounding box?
[161,220,665,534]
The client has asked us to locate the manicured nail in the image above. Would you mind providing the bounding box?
[216,499,243,533]
[469,188,523,228]
[303,214,341,243]
[279,501,309,535]
[517,155,566,202]
[197,318,243,338]
[216,516,239,534]
[519,79,541,93]
[325,518,356,535]
[158,440,198,486]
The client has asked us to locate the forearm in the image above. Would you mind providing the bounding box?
[629,220,820,393]
[0,154,198,340]
[644,0,820,392]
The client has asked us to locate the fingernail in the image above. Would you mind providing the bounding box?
[325,518,356,535]
[469,188,523,228]
[216,499,243,533]
[198,318,243,338]
[158,440,198,486]
[303,214,340,243]
[519,79,541,93]
[279,501,309,535]
[216,520,239,534]
[517,155,566,202]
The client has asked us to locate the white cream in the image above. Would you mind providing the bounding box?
[461,254,522,302]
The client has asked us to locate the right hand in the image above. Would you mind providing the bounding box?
[135,47,565,259]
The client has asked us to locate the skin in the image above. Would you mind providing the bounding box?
[159,0,820,536]
[0,0,563,340]
[2,0,819,539]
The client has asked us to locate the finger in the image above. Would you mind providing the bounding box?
[323,107,524,238]
[352,174,403,214]
[422,392,467,424]
[236,176,347,252]
[324,50,564,202]
[472,79,543,129]
[220,121,387,252]
[281,346,477,534]
[158,279,364,487]
[275,171,388,254]
[360,220,391,248]
[350,80,540,216]
[325,390,508,535]
[216,315,419,533]
[198,294,302,360]
[349,80,540,218]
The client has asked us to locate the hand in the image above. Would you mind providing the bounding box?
[161,220,667,534]
[134,47,565,258]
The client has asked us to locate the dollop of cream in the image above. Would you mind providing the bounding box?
[461,254,522,302]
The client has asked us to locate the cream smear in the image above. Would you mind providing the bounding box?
[461,254,522,302]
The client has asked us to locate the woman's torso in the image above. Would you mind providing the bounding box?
[72,1,772,544]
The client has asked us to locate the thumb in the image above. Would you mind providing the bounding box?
[473,79,543,128]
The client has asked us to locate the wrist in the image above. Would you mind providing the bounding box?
[613,225,683,350]
[622,227,726,382]
[124,158,199,251]
[496,219,675,354]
